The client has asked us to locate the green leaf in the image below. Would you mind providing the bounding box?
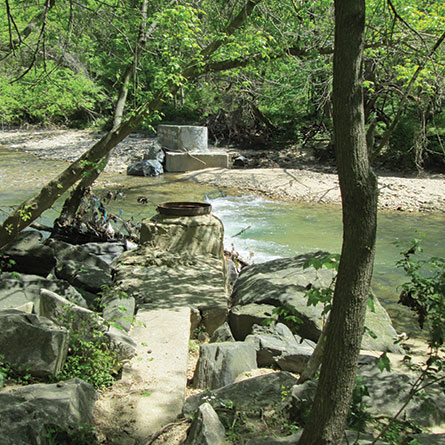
[364,326,378,339]
[376,352,391,373]
[367,294,376,313]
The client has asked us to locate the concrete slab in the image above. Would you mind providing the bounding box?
[165,151,229,172]
[95,214,229,442]
[94,307,192,443]
[123,308,191,440]
[114,247,229,334]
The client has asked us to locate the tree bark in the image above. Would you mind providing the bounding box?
[298,0,378,443]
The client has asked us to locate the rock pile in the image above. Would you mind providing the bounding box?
[0,230,136,443]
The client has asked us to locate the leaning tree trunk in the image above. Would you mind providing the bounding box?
[298,0,378,444]
[0,107,149,249]
[0,0,263,250]
[56,0,149,228]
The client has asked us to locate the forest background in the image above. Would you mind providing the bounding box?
[1,0,444,174]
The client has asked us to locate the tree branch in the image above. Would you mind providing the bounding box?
[370,30,445,163]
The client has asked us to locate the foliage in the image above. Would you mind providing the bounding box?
[57,331,118,389]
[0,67,103,127]
[0,354,33,385]
[267,302,302,332]
[396,237,445,349]
[348,377,372,432]
[0,0,443,171]
[0,254,16,273]
[44,423,98,445]
[55,307,119,390]
[303,253,340,317]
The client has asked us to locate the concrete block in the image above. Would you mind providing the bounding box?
[165,151,229,172]
[158,125,208,152]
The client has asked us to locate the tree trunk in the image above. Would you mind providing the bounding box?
[55,0,149,228]
[298,0,378,443]
[0,108,148,249]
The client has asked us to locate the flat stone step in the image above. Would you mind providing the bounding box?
[95,307,191,443]
[165,151,229,172]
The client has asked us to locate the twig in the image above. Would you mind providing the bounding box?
[145,418,191,444]
[233,225,251,238]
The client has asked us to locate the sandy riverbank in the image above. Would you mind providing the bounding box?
[1,129,444,212]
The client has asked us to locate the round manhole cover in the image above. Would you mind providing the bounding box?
[157,202,212,216]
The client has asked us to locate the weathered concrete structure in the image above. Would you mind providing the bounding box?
[100,211,228,441]
[164,151,229,172]
[158,125,208,153]
[158,125,229,172]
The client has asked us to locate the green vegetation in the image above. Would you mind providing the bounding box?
[0,354,33,385]
[396,237,445,350]
[0,0,443,172]
[56,326,119,389]
[44,423,98,445]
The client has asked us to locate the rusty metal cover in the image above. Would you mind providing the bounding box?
[156,202,212,216]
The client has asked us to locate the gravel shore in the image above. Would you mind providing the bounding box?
[1,129,444,213]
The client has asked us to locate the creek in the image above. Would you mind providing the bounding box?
[1,146,444,339]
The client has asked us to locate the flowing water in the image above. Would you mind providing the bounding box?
[1,147,444,339]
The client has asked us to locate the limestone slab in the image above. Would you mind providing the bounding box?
[165,151,228,172]
[104,308,191,441]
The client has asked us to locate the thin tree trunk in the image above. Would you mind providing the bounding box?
[297,316,329,384]
[298,0,378,443]
[0,106,149,249]
[370,30,445,163]
[56,0,149,228]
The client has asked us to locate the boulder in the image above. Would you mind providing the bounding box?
[143,140,165,163]
[193,342,257,389]
[274,348,313,374]
[54,244,113,294]
[101,290,135,332]
[229,304,277,341]
[65,241,126,265]
[0,378,96,444]
[246,323,314,373]
[210,322,235,343]
[127,159,163,176]
[232,155,248,168]
[1,230,56,276]
[201,305,229,337]
[275,357,445,431]
[184,371,299,417]
[0,309,68,377]
[184,402,226,445]
[358,358,445,428]
[231,253,402,353]
[39,289,136,362]
[0,272,87,311]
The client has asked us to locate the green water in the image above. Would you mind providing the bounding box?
[210,196,444,338]
[1,147,444,339]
